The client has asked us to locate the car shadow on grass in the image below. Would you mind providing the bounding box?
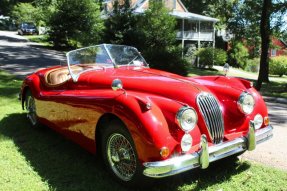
[0,113,251,191]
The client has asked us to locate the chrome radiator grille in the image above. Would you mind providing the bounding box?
[197,92,224,144]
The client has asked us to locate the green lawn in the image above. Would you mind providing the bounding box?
[0,70,287,191]
[25,35,52,47]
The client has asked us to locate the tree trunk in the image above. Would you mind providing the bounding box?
[256,0,271,91]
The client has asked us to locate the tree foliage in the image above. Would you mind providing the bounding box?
[48,0,104,49]
[138,1,189,75]
[103,0,139,46]
[0,0,33,16]
[196,47,227,68]
[11,3,40,24]
[229,41,249,69]
[139,1,176,50]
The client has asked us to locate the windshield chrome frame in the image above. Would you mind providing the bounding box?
[66,44,148,82]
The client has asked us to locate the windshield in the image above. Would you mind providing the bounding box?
[23,23,36,29]
[66,44,148,81]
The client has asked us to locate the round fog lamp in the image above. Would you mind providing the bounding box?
[181,134,193,152]
[254,114,263,129]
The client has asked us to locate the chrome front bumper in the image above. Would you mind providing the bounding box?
[143,122,273,178]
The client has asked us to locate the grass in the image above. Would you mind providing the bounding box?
[1,70,287,190]
[25,35,52,47]
[189,66,287,99]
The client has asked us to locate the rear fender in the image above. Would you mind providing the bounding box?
[20,74,41,109]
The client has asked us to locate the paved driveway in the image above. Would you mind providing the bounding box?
[0,30,286,171]
[242,101,287,170]
[0,31,65,78]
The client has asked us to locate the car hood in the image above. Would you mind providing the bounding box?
[76,67,245,105]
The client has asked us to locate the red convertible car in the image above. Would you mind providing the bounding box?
[20,44,273,186]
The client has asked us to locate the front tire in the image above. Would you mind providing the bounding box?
[25,90,40,127]
[101,120,151,187]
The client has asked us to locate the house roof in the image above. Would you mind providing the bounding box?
[169,10,219,22]
[103,0,219,22]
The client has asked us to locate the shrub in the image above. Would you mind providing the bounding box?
[143,47,190,76]
[195,47,227,68]
[245,58,260,73]
[269,56,287,77]
[229,42,249,69]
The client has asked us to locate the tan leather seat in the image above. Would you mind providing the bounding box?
[45,68,71,86]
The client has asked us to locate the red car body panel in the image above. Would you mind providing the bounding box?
[21,66,269,163]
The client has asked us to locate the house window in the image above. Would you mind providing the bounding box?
[271,49,277,57]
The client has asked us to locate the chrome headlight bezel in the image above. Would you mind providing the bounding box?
[237,92,255,114]
[176,106,198,132]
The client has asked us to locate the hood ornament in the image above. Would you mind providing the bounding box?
[223,63,230,76]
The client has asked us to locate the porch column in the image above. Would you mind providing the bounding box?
[197,21,201,66]
[198,21,201,49]
[213,22,216,48]
[182,18,185,57]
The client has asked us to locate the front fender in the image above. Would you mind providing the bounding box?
[113,92,179,162]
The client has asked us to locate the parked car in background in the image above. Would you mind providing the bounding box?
[20,44,273,187]
[18,22,38,35]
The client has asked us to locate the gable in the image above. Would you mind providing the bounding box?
[105,0,188,12]
[139,0,188,12]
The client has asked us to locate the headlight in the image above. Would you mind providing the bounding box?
[254,114,263,129]
[237,92,255,114]
[176,106,198,132]
[181,134,192,152]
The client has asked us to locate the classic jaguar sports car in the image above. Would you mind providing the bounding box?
[20,44,273,186]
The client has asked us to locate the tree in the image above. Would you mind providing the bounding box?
[139,1,177,50]
[103,0,139,46]
[255,0,287,90]
[229,41,249,69]
[138,2,189,75]
[0,0,33,16]
[181,0,208,15]
[255,0,272,90]
[10,3,40,24]
[48,0,104,48]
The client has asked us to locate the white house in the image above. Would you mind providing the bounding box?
[102,0,219,50]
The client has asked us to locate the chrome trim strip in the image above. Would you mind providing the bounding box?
[143,125,273,178]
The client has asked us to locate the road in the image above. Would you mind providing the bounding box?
[0,31,65,78]
[242,101,287,170]
[0,30,287,170]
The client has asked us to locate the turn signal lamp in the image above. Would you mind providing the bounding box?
[160,147,170,158]
[264,117,270,126]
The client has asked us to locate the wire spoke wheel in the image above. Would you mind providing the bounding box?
[25,93,37,126]
[107,133,137,181]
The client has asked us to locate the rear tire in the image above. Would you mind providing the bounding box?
[100,119,152,187]
[25,90,40,127]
